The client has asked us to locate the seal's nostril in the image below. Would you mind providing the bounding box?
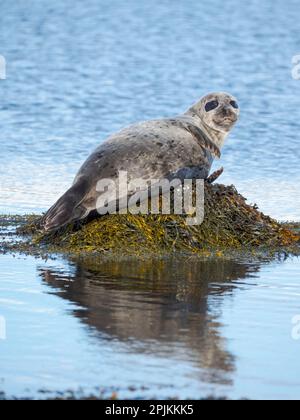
[222,107,231,116]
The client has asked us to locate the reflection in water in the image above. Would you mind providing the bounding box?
[39,257,260,387]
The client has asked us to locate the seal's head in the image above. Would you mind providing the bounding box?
[190,92,240,135]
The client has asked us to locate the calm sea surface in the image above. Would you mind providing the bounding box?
[0,0,300,399]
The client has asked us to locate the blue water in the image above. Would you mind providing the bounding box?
[1,0,300,400]
[1,253,300,400]
[0,0,300,219]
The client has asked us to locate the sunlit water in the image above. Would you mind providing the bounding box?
[1,0,300,219]
[0,253,300,400]
[1,0,300,400]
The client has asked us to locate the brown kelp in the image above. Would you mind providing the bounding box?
[5,183,298,258]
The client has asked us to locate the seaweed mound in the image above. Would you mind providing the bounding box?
[29,183,299,256]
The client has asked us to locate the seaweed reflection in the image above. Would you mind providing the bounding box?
[39,256,260,385]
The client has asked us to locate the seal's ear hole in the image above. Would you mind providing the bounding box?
[205,100,219,112]
[230,100,239,109]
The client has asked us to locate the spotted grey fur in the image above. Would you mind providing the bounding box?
[41,92,239,231]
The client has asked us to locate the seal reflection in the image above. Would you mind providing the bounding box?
[39,257,260,386]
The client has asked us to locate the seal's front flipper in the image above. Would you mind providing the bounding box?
[206,167,224,184]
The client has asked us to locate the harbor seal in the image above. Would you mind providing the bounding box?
[41,92,239,231]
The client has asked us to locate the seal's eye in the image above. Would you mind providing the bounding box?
[205,100,219,112]
[230,100,239,109]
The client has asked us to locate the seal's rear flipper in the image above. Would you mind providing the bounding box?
[40,179,90,232]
